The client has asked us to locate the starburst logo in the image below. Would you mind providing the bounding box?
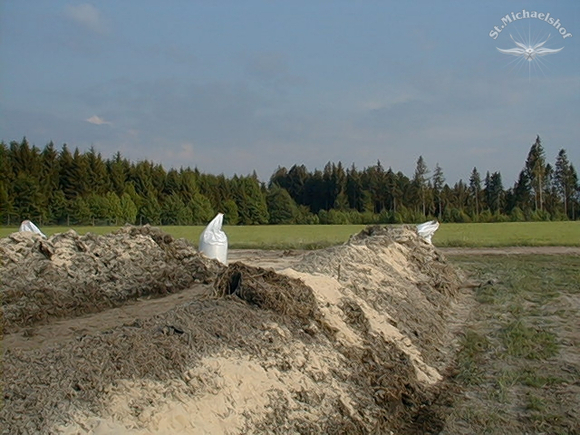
[490,10,572,80]
[494,31,567,80]
[497,34,564,61]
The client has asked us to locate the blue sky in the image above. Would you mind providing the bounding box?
[1,1,578,184]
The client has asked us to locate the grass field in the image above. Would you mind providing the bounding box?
[1,221,579,248]
[444,255,580,433]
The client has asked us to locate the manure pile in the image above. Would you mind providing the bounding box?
[0,226,221,332]
[1,225,465,434]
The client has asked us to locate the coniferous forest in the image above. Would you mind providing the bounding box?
[1,135,578,226]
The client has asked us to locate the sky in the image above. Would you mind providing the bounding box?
[1,1,579,185]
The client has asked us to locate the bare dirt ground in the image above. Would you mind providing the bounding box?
[439,246,580,256]
[228,246,580,271]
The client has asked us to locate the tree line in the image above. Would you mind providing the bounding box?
[0,135,578,226]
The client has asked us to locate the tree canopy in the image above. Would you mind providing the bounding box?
[1,136,578,226]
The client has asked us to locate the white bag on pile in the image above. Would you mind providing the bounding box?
[416,220,439,244]
[199,213,228,264]
[19,219,47,238]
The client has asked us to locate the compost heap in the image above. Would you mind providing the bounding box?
[1,225,465,434]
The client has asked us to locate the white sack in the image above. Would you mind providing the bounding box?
[416,220,439,244]
[19,220,47,238]
[199,213,228,264]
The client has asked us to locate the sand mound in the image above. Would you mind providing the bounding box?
[0,226,221,332]
[293,224,463,371]
[1,225,465,434]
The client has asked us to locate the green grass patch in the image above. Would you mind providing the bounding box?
[447,255,580,434]
[0,224,366,249]
[456,329,490,386]
[435,221,580,247]
[501,319,558,360]
[1,221,579,248]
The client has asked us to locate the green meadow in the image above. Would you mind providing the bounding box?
[1,221,578,248]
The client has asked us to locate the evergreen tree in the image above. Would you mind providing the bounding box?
[267,185,298,224]
[432,163,445,218]
[385,168,402,213]
[119,193,138,224]
[485,171,504,214]
[468,167,482,217]
[12,172,43,220]
[86,194,110,222]
[0,180,13,224]
[412,156,429,217]
[86,146,110,195]
[511,170,532,215]
[108,152,129,196]
[161,193,191,225]
[222,199,239,225]
[234,176,269,224]
[105,192,123,224]
[40,142,60,205]
[188,192,214,224]
[71,197,92,224]
[524,135,547,211]
[555,149,575,218]
[49,190,69,224]
[141,192,162,225]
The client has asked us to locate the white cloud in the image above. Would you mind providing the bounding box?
[86,115,112,125]
[64,3,109,35]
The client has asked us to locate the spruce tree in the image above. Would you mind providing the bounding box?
[525,135,547,211]
[412,156,429,217]
[469,167,482,217]
[432,163,445,218]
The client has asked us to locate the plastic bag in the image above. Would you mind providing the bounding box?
[19,220,47,238]
[416,220,439,244]
[199,213,228,264]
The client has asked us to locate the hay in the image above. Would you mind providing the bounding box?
[214,262,321,323]
[0,226,222,332]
